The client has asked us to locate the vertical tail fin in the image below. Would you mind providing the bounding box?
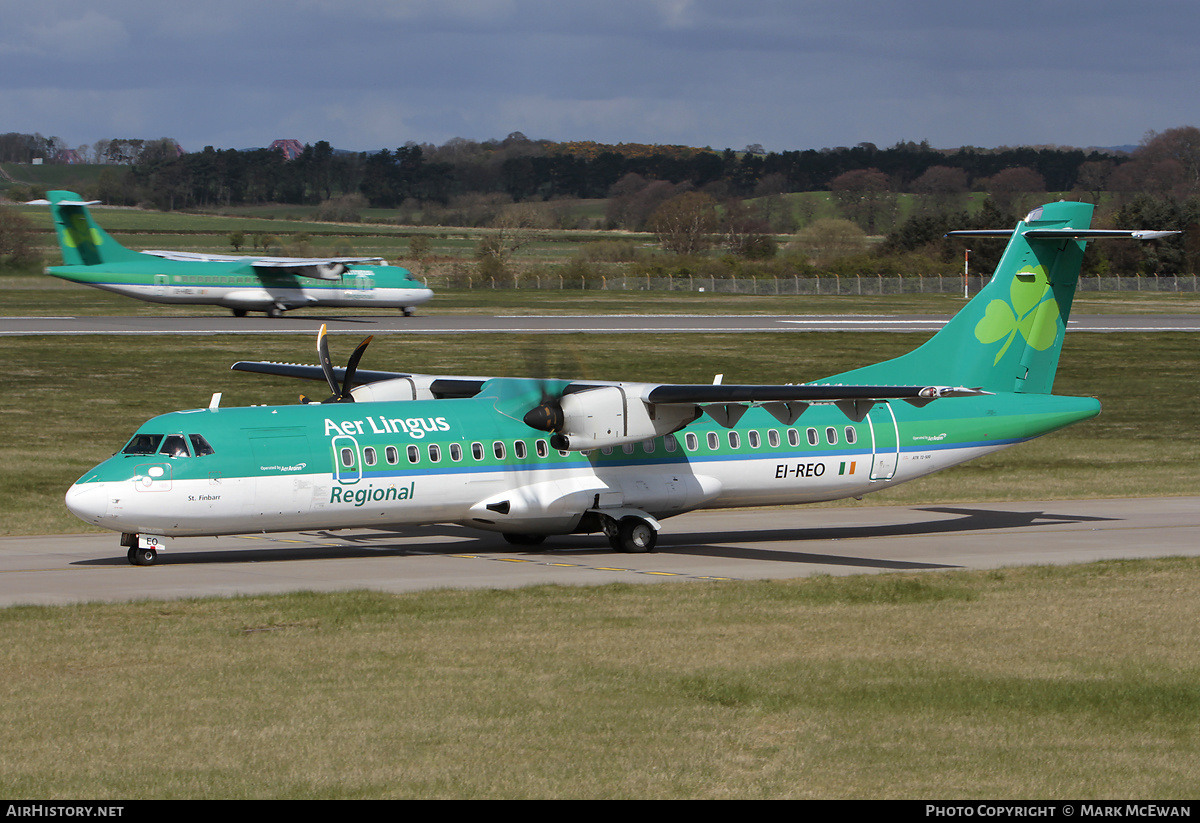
[34,191,142,266]
[823,201,1094,393]
[822,201,1173,395]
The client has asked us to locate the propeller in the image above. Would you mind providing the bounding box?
[515,337,571,441]
[301,324,374,404]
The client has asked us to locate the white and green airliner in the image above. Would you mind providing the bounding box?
[65,201,1175,565]
[31,191,433,317]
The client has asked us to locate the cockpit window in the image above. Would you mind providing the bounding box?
[122,434,164,455]
[159,435,190,458]
[189,434,215,456]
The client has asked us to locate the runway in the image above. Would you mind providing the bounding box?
[3,497,1197,607]
[3,313,1200,335]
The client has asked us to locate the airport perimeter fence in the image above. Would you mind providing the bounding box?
[427,273,1200,295]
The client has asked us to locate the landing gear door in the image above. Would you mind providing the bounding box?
[866,401,899,481]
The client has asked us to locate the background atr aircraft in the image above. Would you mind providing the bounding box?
[31,191,433,317]
[63,202,1177,566]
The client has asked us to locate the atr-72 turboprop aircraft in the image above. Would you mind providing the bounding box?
[30,191,433,317]
[65,202,1175,565]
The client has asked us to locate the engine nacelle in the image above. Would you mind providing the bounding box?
[350,376,438,402]
[551,384,700,451]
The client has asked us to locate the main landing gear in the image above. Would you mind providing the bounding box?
[603,515,658,554]
[229,307,283,318]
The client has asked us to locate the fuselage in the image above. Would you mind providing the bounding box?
[47,261,433,313]
[65,391,1100,540]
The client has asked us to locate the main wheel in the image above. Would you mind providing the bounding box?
[615,518,657,554]
[403,307,416,317]
[266,306,282,318]
[129,547,157,566]
[231,308,248,317]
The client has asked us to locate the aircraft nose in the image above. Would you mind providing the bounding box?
[64,482,110,525]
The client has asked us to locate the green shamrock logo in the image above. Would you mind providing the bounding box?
[64,213,102,250]
[974,265,1060,364]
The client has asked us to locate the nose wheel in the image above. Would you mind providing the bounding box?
[127,546,157,566]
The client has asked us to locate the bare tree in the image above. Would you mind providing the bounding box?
[984,167,1046,215]
[649,191,718,255]
[830,168,893,233]
[912,165,968,214]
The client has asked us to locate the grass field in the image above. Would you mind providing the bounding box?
[3,559,1200,799]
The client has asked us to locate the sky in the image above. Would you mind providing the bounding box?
[3,0,1198,155]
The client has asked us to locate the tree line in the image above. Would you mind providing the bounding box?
[6,127,1200,276]
[1,129,1131,213]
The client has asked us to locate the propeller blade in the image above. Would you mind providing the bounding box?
[316,324,340,400]
[340,335,375,401]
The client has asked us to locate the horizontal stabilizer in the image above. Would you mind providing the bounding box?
[947,229,1180,241]
[26,198,102,207]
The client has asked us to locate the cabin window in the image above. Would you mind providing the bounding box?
[122,434,163,455]
[807,428,819,447]
[707,432,720,450]
[493,441,505,460]
[159,435,190,458]
[386,445,399,465]
[788,429,800,448]
[514,441,527,460]
[826,427,838,445]
[536,440,548,458]
[364,447,377,466]
[845,426,858,445]
[768,430,780,448]
[643,439,655,454]
[188,434,215,456]
[685,432,698,451]
[340,448,356,468]
[450,443,462,462]
[472,442,484,461]
[664,434,678,453]
[407,445,420,464]
[602,446,613,455]
[748,430,760,448]
[428,444,441,463]
[622,444,634,455]
[728,431,740,449]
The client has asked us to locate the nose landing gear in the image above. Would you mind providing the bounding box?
[121,533,159,566]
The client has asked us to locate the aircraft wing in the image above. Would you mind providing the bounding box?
[142,251,386,280]
[641,383,983,404]
[231,361,487,399]
[234,352,985,449]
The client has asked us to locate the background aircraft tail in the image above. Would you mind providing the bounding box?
[823,201,1096,395]
[39,190,143,266]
